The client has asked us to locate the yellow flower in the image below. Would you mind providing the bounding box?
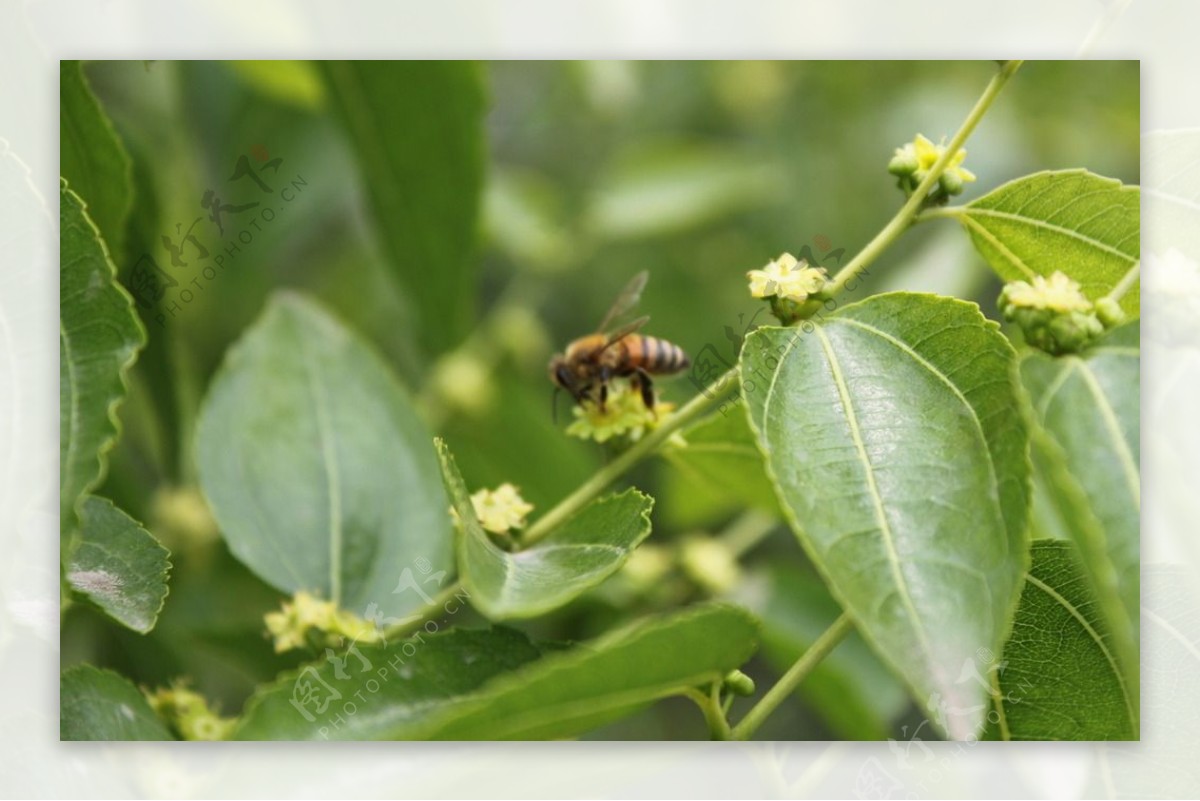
[145,682,237,741]
[1003,271,1093,313]
[746,252,828,302]
[263,591,382,653]
[565,380,675,444]
[468,483,535,534]
[912,133,975,186]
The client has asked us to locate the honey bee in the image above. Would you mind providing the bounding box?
[548,271,690,414]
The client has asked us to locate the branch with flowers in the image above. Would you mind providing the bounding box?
[61,60,1139,743]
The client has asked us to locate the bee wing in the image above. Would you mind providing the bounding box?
[596,270,649,334]
[603,315,650,347]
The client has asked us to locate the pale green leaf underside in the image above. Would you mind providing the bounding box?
[319,61,485,355]
[960,169,1140,316]
[59,185,146,542]
[67,496,171,633]
[740,292,1029,739]
[60,665,173,741]
[986,541,1136,740]
[195,292,451,619]
[437,439,653,620]
[1020,322,1139,683]
[60,61,133,260]
[235,604,759,740]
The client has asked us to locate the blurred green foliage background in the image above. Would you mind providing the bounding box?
[63,60,1138,740]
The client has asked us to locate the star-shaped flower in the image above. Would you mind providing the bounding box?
[746,252,828,302]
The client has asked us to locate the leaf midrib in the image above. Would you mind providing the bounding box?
[835,317,1008,550]
[297,330,345,605]
[961,206,1138,262]
[811,326,938,675]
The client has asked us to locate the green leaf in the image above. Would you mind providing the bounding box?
[235,603,757,740]
[319,61,486,356]
[425,603,758,740]
[660,402,781,526]
[195,292,452,619]
[740,293,1030,740]
[60,184,146,542]
[585,141,783,240]
[436,439,653,619]
[1020,322,1139,684]
[986,540,1136,740]
[66,496,171,633]
[60,61,133,260]
[60,665,173,741]
[233,626,542,740]
[957,170,1140,316]
[736,565,908,740]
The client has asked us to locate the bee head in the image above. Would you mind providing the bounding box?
[548,353,576,394]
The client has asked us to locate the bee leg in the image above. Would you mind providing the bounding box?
[634,368,656,413]
[597,367,612,412]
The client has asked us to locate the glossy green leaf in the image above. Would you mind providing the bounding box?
[235,603,757,740]
[425,603,758,740]
[66,496,171,633]
[1020,322,1139,683]
[436,439,653,619]
[740,292,1030,740]
[195,292,452,618]
[319,61,486,356]
[60,185,146,542]
[660,403,781,526]
[60,61,133,260]
[585,141,783,240]
[60,665,173,741]
[957,170,1140,316]
[986,541,1136,740]
[736,565,908,739]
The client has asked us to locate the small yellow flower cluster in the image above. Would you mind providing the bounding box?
[1001,271,1093,313]
[998,271,1125,355]
[889,133,976,199]
[746,252,828,303]
[566,380,676,444]
[145,682,237,741]
[263,591,382,653]
[467,483,534,534]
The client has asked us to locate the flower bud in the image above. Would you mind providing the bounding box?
[1095,296,1125,328]
[888,145,919,176]
[939,168,964,196]
[723,669,757,697]
[997,272,1109,355]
